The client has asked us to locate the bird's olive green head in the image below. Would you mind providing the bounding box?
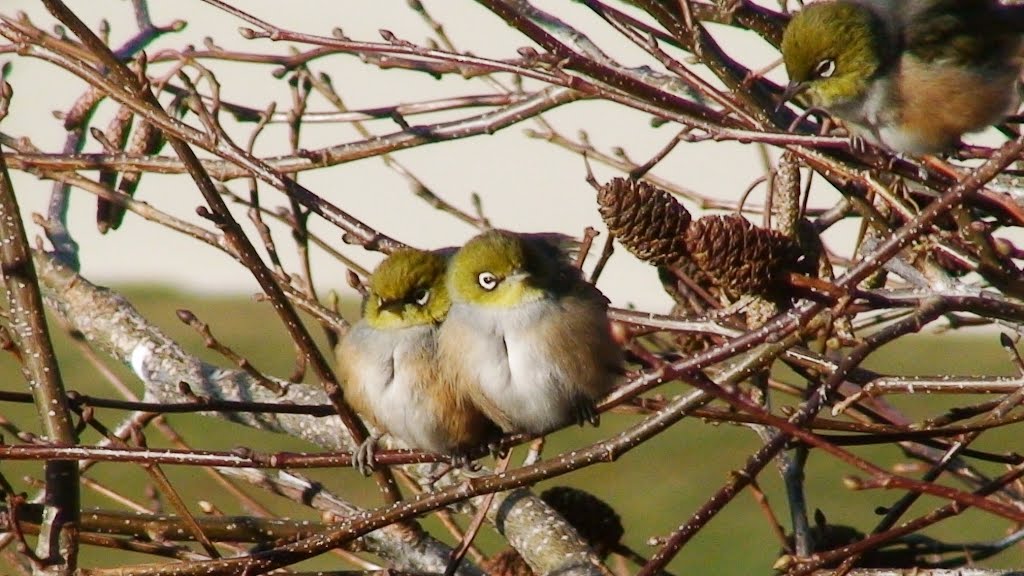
[447,230,566,308]
[363,248,450,329]
[781,1,889,109]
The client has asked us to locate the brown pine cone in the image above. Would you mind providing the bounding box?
[597,178,692,269]
[540,486,624,558]
[480,549,534,576]
[684,214,800,296]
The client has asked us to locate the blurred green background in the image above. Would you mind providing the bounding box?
[1,285,1022,573]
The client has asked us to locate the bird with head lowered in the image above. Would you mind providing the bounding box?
[438,230,622,437]
[336,248,498,473]
[780,0,1024,154]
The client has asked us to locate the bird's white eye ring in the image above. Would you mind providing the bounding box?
[412,288,430,306]
[815,59,836,79]
[477,272,499,291]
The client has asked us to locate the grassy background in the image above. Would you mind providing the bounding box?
[1,285,1022,572]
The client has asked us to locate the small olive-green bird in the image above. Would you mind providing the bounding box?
[438,230,622,436]
[780,0,1024,153]
[336,248,498,473]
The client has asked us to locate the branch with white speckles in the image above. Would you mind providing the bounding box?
[0,82,80,576]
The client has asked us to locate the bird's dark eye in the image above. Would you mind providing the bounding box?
[478,272,499,291]
[814,59,836,79]
[412,288,430,306]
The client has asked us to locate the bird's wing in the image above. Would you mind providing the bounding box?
[900,0,1021,67]
[520,232,580,265]
[540,291,622,401]
[568,275,611,305]
[518,232,616,301]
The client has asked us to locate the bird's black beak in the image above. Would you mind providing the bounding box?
[775,81,808,112]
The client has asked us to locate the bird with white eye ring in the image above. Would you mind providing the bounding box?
[438,229,623,436]
[779,0,1024,154]
[335,248,499,474]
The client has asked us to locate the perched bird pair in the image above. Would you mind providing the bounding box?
[780,0,1024,154]
[336,230,622,471]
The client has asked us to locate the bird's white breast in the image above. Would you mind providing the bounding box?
[346,324,450,452]
[448,301,578,433]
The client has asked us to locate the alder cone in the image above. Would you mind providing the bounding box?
[100,120,166,233]
[96,105,135,231]
[684,214,799,295]
[540,486,623,558]
[597,177,692,268]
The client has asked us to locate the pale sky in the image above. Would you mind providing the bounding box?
[2,1,847,311]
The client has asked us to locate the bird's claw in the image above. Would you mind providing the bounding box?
[425,463,457,486]
[450,451,470,469]
[849,134,872,155]
[449,449,485,471]
[576,402,600,427]
[487,439,508,460]
[354,434,381,476]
